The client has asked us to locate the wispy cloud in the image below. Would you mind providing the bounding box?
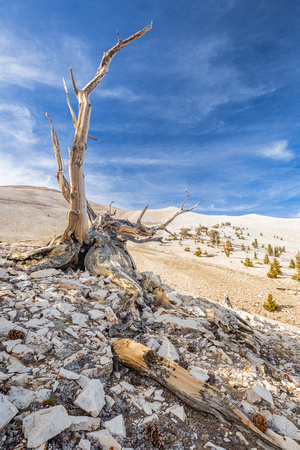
[96,87,141,102]
[0,29,92,90]
[260,140,294,161]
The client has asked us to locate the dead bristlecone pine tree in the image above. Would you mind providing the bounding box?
[8,24,203,304]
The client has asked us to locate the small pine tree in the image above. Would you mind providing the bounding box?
[241,244,245,251]
[267,258,281,278]
[184,247,191,252]
[289,259,296,269]
[252,238,258,248]
[267,244,273,256]
[292,252,300,281]
[263,294,279,311]
[243,257,253,267]
[273,258,282,275]
[264,254,270,264]
[254,252,258,259]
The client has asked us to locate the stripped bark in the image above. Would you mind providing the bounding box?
[112,338,280,449]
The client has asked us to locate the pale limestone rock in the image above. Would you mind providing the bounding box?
[104,414,126,438]
[0,317,16,335]
[8,386,51,410]
[7,362,31,373]
[56,302,76,314]
[69,416,100,431]
[246,389,261,404]
[146,337,160,351]
[120,381,135,392]
[142,403,152,415]
[63,350,87,367]
[189,366,210,382]
[253,381,274,405]
[23,405,71,448]
[0,268,8,279]
[78,438,91,450]
[167,293,182,307]
[25,331,53,354]
[88,309,106,321]
[271,414,300,440]
[71,313,88,326]
[59,278,89,291]
[82,360,113,378]
[89,289,109,302]
[217,348,233,365]
[64,327,79,339]
[104,306,118,325]
[0,394,18,430]
[167,405,186,421]
[24,318,51,328]
[74,379,105,417]
[3,339,22,353]
[158,337,179,361]
[30,269,60,279]
[154,313,204,331]
[0,371,11,381]
[88,429,122,450]
[59,368,80,380]
[11,344,33,358]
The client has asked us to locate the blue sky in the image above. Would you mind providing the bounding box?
[1,0,300,217]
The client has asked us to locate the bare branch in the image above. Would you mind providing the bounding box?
[154,196,204,233]
[137,204,149,228]
[69,66,79,97]
[63,78,97,141]
[84,23,152,95]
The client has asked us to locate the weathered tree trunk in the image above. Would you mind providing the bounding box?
[112,338,280,449]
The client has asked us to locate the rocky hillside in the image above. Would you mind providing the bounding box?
[0,242,299,449]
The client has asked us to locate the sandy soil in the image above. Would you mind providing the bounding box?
[1,185,300,328]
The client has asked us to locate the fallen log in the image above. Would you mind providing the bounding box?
[112,338,281,449]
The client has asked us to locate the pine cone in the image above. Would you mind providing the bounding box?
[145,421,166,449]
[8,329,25,340]
[252,413,268,432]
[0,384,11,395]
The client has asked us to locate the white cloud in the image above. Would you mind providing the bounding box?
[260,140,294,160]
[96,87,141,102]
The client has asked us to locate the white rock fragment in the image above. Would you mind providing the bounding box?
[89,289,109,302]
[7,362,31,373]
[189,366,210,382]
[72,313,88,326]
[8,386,51,409]
[253,381,274,405]
[30,269,60,279]
[64,327,79,339]
[0,394,18,430]
[169,405,186,421]
[204,442,226,450]
[22,405,71,449]
[104,414,126,438]
[104,306,118,325]
[63,350,87,367]
[158,337,179,361]
[271,414,300,440]
[3,339,22,353]
[25,332,53,354]
[69,415,100,431]
[88,429,122,450]
[79,438,91,450]
[217,348,233,365]
[74,379,105,417]
[146,338,160,351]
[59,368,80,380]
[88,309,106,321]
[59,278,89,291]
